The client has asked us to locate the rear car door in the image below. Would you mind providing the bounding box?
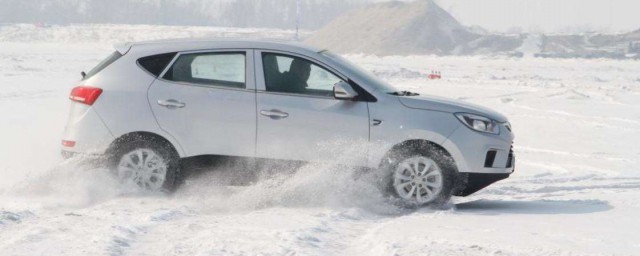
[148,50,256,157]
[254,50,370,165]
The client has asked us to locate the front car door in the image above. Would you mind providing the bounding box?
[148,50,256,158]
[254,50,370,165]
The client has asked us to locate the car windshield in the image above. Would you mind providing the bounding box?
[320,51,400,94]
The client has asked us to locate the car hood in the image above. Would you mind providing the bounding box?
[397,95,509,123]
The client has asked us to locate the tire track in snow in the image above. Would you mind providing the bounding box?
[509,101,640,126]
[516,146,638,164]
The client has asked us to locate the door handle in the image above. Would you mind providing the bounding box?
[260,109,289,119]
[157,99,186,109]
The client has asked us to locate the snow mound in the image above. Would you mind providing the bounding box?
[305,0,522,56]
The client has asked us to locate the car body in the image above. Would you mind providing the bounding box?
[62,39,515,204]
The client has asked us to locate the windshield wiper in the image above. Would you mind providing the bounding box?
[388,91,419,96]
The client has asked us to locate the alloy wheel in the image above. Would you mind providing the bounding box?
[117,148,168,191]
[393,156,444,204]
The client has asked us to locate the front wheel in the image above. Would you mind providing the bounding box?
[384,146,456,207]
[393,156,447,204]
[108,138,179,192]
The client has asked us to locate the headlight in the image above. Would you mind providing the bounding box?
[455,113,500,134]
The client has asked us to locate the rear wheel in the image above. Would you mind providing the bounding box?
[108,138,179,192]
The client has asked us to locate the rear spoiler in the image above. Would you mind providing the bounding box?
[114,42,133,55]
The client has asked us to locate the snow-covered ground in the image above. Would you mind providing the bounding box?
[1,24,640,255]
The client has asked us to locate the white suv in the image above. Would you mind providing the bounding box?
[62,39,514,206]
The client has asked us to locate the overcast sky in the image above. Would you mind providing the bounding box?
[433,0,640,33]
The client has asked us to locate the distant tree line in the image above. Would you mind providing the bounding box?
[0,0,371,29]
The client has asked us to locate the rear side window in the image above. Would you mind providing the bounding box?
[137,52,177,77]
[83,51,122,80]
[163,52,246,88]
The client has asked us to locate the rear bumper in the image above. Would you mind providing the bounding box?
[61,150,105,161]
[61,150,77,159]
[61,104,114,155]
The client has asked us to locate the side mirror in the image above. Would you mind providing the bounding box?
[333,81,359,100]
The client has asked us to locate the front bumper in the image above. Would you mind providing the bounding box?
[456,150,514,196]
[442,122,515,174]
[454,172,512,196]
[442,122,515,196]
[453,147,514,196]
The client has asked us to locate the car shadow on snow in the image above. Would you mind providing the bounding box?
[454,199,612,215]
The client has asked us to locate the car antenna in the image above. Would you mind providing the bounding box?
[294,0,301,41]
[81,71,86,78]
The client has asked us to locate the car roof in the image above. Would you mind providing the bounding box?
[117,38,324,56]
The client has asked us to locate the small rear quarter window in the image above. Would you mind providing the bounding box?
[137,52,177,77]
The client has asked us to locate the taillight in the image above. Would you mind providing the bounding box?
[70,86,103,105]
[61,140,76,147]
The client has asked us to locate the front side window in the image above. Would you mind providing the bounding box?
[164,52,245,88]
[262,53,343,97]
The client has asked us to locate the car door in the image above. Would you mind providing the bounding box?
[148,50,256,158]
[255,50,370,165]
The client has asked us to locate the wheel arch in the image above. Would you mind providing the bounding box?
[381,139,469,196]
[105,131,182,158]
[379,139,457,171]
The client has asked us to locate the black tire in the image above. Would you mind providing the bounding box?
[380,143,457,207]
[107,136,180,192]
